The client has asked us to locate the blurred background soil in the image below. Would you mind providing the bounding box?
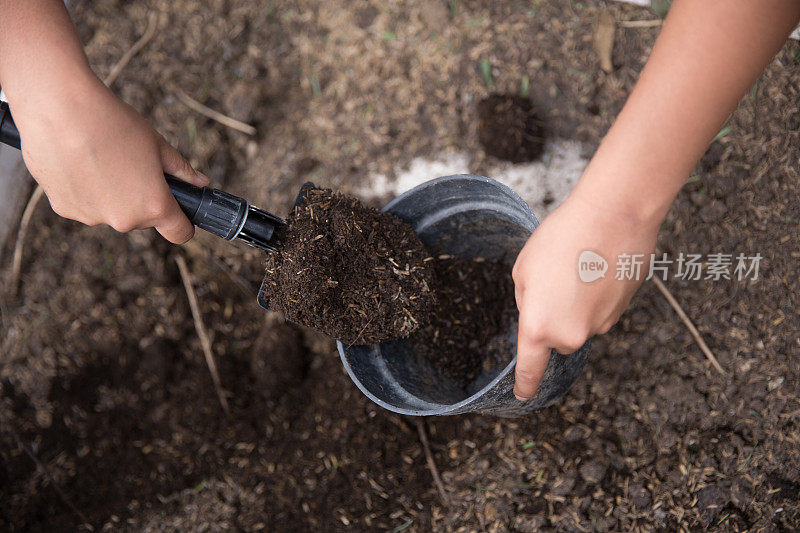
[1,1,799,531]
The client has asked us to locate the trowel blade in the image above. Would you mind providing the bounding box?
[256,182,315,312]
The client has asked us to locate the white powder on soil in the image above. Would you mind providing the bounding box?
[356,139,589,219]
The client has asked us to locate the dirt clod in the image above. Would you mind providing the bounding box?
[477,94,545,163]
[262,187,436,345]
[410,256,517,387]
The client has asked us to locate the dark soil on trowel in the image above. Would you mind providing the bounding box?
[262,186,436,345]
[477,93,546,163]
[410,256,517,388]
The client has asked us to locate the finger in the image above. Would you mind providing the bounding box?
[514,337,551,401]
[153,186,196,244]
[154,208,195,244]
[158,137,209,186]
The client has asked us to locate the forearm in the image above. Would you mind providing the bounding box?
[0,0,98,113]
[574,0,800,224]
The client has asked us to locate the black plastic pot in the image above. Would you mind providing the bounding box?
[337,174,590,417]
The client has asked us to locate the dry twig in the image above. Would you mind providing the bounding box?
[619,19,663,29]
[652,276,725,375]
[348,315,376,348]
[176,89,257,135]
[8,427,91,527]
[415,417,449,506]
[175,254,231,414]
[592,9,616,73]
[8,185,44,298]
[208,255,256,296]
[182,240,256,297]
[103,12,158,86]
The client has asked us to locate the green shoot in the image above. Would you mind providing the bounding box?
[520,75,530,98]
[712,125,732,143]
[480,59,494,88]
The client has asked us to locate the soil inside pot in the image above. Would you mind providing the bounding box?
[409,255,517,388]
[262,186,436,345]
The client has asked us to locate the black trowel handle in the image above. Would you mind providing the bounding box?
[0,101,284,251]
[166,177,284,251]
[0,101,20,149]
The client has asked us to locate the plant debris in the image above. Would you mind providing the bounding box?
[262,186,436,345]
[410,255,517,387]
[477,94,545,163]
[593,9,616,73]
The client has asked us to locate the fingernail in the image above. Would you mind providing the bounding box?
[514,393,530,402]
[195,171,211,186]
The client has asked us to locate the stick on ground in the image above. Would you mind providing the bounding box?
[592,9,616,73]
[181,240,256,297]
[8,185,44,298]
[619,19,662,28]
[415,417,449,506]
[175,254,231,414]
[652,276,725,375]
[8,427,91,527]
[176,89,257,135]
[103,12,158,87]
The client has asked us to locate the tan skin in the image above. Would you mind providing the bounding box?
[512,0,800,400]
[0,0,208,244]
[2,1,799,399]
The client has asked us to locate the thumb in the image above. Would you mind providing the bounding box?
[158,137,210,186]
[152,182,196,245]
[514,334,551,401]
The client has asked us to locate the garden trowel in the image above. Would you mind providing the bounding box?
[0,101,306,312]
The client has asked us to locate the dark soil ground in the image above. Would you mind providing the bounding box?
[262,186,435,345]
[477,94,545,163]
[411,256,517,388]
[1,1,799,531]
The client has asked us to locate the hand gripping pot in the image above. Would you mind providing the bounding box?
[337,175,590,417]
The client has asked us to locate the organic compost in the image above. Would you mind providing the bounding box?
[262,186,436,345]
[477,93,545,162]
[410,256,517,387]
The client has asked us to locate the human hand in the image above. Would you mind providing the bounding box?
[14,75,208,244]
[511,190,660,401]
[507,0,800,403]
